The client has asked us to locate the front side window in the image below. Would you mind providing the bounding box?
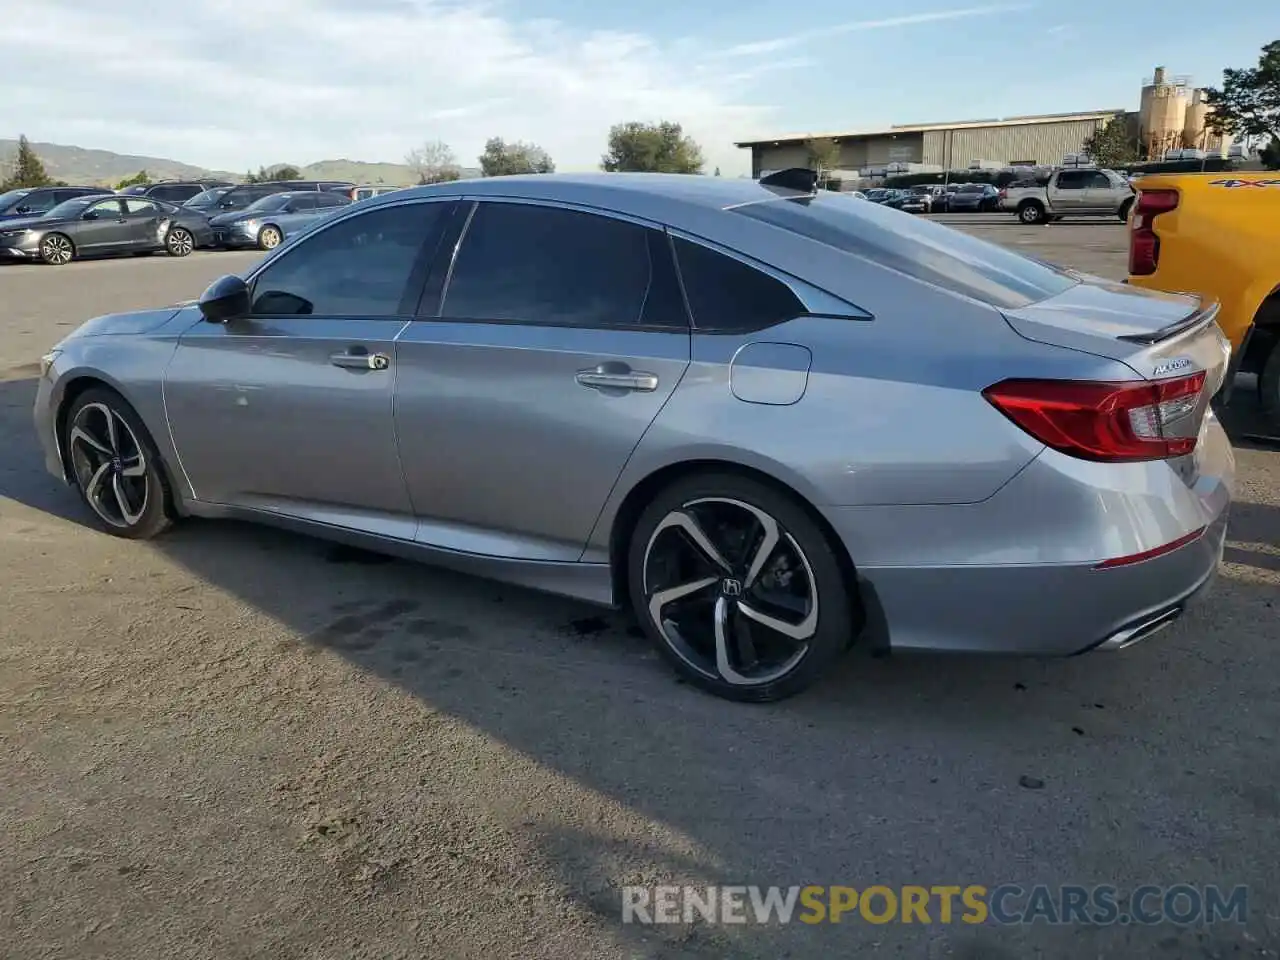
[731,193,1078,310]
[86,198,125,218]
[1055,171,1087,190]
[288,194,319,212]
[442,202,686,329]
[249,201,447,317]
[124,198,160,214]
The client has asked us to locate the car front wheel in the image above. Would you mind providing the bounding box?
[39,233,75,265]
[628,472,857,702]
[63,388,175,540]
[165,226,195,257]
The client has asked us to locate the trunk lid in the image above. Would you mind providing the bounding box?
[1001,276,1231,483]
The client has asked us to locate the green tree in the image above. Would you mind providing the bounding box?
[805,137,842,186]
[246,164,302,183]
[406,140,461,183]
[0,135,53,190]
[1081,116,1140,168]
[600,121,703,173]
[1262,138,1280,170]
[1203,41,1280,147]
[115,169,151,189]
[479,138,555,177]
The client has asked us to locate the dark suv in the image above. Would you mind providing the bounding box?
[119,179,234,204]
[0,186,108,221]
[207,180,356,215]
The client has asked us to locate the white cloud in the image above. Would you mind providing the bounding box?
[0,0,1026,177]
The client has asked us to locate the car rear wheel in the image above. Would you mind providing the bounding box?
[1018,202,1046,225]
[258,225,282,250]
[1118,198,1134,222]
[63,388,175,540]
[1260,341,1280,429]
[39,233,75,266]
[627,472,856,702]
[165,226,195,257]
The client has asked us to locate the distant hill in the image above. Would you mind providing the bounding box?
[0,138,481,187]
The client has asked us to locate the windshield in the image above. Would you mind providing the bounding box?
[730,193,1079,310]
[185,187,230,206]
[44,197,100,219]
[0,188,34,211]
[244,194,294,213]
[959,184,986,193]
[865,189,887,199]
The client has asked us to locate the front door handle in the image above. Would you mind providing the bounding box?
[330,351,390,371]
[576,366,659,392]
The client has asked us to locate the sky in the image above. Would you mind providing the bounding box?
[1,0,1276,177]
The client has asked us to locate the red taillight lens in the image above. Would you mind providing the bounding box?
[983,372,1206,462]
[1128,188,1179,276]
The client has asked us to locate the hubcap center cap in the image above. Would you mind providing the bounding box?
[721,578,742,597]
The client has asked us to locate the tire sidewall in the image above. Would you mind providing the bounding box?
[1019,203,1044,224]
[626,472,855,702]
[64,387,173,540]
[259,226,281,250]
[166,227,193,257]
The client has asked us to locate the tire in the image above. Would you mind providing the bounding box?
[1118,198,1134,222]
[258,225,283,250]
[1017,202,1046,225]
[1260,341,1280,430]
[626,472,857,702]
[62,387,175,540]
[165,225,195,258]
[39,233,75,266]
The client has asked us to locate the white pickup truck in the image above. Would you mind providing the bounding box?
[997,168,1136,224]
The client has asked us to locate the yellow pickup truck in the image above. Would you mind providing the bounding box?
[1126,172,1280,425]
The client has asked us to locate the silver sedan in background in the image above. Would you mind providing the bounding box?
[32,172,1234,701]
[208,190,351,250]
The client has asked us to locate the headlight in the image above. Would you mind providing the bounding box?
[39,350,61,378]
[240,219,260,230]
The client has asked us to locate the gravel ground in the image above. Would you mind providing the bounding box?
[2,221,1278,960]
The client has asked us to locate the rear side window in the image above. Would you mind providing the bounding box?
[731,195,1078,310]
[673,237,806,332]
[442,202,686,329]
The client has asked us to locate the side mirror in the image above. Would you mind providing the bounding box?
[198,274,251,324]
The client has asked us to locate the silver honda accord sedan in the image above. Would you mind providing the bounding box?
[33,171,1235,701]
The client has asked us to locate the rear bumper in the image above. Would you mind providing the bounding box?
[828,417,1234,657]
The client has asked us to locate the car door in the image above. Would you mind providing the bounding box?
[394,198,692,561]
[163,200,450,538]
[73,198,132,251]
[1048,170,1087,212]
[121,197,167,249]
[1080,170,1118,212]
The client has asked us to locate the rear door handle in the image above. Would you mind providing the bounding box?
[330,351,390,371]
[576,367,659,392]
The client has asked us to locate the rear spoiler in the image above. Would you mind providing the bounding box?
[1116,299,1220,345]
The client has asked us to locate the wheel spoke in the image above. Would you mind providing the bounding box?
[713,596,755,686]
[648,576,718,627]
[120,454,145,478]
[737,597,818,642]
[83,460,111,506]
[742,512,780,589]
[104,410,119,453]
[653,510,731,572]
[112,474,144,525]
[69,424,111,456]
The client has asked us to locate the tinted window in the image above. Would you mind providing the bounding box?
[14,190,58,214]
[86,199,125,217]
[124,198,160,214]
[1082,171,1111,188]
[442,202,685,329]
[289,194,319,211]
[316,193,348,208]
[731,194,1078,310]
[1056,171,1087,189]
[249,202,444,317]
[673,237,806,332]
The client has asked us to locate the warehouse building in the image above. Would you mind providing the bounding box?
[736,110,1128,178]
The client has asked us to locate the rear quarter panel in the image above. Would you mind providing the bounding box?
[1127,173,1280,347]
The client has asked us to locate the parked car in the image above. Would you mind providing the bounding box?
[0,194,212,265]
[204,180,356,215]
[948,183,1000,213]
[32,171,1233,702]
[1125,171,1280,426]
[0,186,107,221]
[119,179,234,204]
[182,186,234,214]
[999,168,1135,224]
[209,190,352,250]
[864,188,907,209]
[900,185,945,214]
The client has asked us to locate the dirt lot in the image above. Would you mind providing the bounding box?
[2,220,1279,959]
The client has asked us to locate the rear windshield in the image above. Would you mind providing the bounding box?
[731,194,1078,309]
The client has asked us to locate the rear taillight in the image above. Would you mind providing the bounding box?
[983,372,1206,462]
[1128,188,1178,276]
[998,188,1007,199]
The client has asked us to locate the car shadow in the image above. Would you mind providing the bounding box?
[2,373,1277,957]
